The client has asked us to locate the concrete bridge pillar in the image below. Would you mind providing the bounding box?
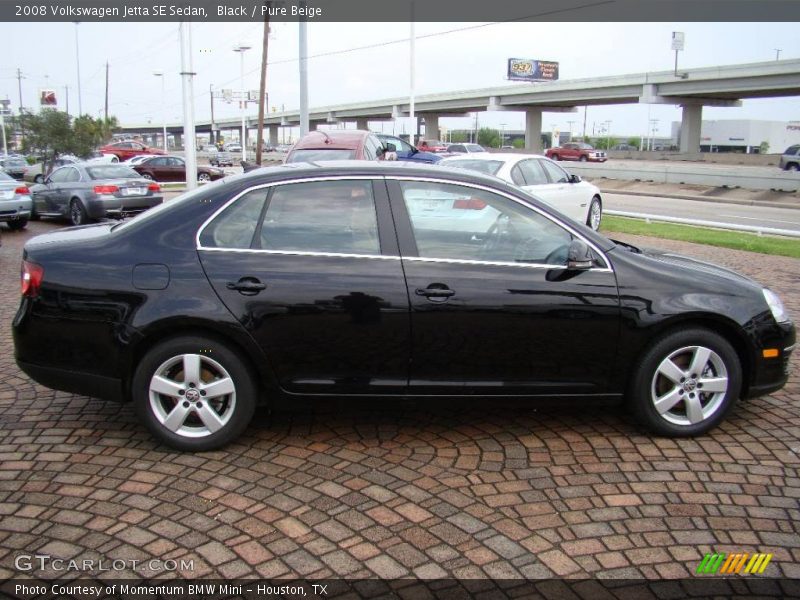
[173,133,182,150]
[679,104,703,153]
[356,118,369,131]
[423,114,440,141]
[269,125,279,147]
[525,109,543,154]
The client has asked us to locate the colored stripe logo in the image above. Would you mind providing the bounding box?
[697,552,773,575]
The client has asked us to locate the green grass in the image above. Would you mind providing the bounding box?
[600,215,800,259]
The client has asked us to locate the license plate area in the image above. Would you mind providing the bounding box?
[122,187,145,196]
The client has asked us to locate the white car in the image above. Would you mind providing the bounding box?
[124,155,151,166]
[439,153,603,230]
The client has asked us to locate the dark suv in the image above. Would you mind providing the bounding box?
[779,145,799,171]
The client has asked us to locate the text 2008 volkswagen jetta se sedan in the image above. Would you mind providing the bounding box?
[13,162,794,451]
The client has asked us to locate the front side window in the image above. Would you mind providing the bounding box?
[48,168,69,183]
[449,145,466,153]
[540,160,570,184]
[518,159,549,185]
[148,157,168,167]
[399,181,573,265]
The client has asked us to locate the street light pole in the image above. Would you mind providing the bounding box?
[74,22,82,116]
[179,21,198,189]
[154,72,167,151]
[234,43,252,161]
[298,19,309,137]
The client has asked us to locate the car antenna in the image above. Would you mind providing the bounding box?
[313,130,332,144]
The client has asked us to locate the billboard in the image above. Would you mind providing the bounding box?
[507,59,559,82]
[39,89,57,106]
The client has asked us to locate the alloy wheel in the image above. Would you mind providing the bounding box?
[588,198,602,231]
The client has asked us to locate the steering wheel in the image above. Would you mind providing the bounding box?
[479,213,517,260]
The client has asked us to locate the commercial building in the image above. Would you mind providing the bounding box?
[670,119,800,154]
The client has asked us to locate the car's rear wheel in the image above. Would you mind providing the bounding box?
[110,156,119,163]
[34,174,43,184]
[7,218,27,231]
[551,154,560,161]
[69,199,89,226]
[586,196,602,231]
[630,328,741,437]
[133,336,257,451]
[579,155,588,162]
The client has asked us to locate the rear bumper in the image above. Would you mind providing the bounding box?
[16,359,125,402]
[0,197,32,221]
[86,195,163,219]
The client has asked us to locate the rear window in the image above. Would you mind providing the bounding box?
[286,149,356,163]
[3,159,26,168]
[87,165,140,179]
[466,145,485,152]
[442,159,504,176]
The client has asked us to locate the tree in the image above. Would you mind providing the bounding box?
[512,138,525,149]
[626,137,641,150]
[477,127,501,148]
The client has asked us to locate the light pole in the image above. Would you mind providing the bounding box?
[567,120,575,141]
[774,48,782,60]
[500,123,506,148]
[649,119,659,151]
[74,22,82,116]
[233,43,252,161]
[153,72,167,151]
[605,120,612,150]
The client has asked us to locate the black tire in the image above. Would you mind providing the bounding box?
[586,196,602,231]
[551,154,560,161]
[579,155,588,162]
[629,328,741,437]
[132,335,257,451]
[787,163,799,172]
[141,173,155,181]
[34,174,43,184]
[198,172,211,182]
[69,198,89,226]
[7,218,28,231]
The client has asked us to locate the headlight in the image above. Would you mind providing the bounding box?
[763,288,790,323]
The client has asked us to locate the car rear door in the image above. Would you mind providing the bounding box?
[197,176,411,395]
[387,176,620,396]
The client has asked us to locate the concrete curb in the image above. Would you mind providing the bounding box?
[598,188,800,211]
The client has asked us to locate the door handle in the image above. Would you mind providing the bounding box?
[415,286,455,298]
[226,277,267,295]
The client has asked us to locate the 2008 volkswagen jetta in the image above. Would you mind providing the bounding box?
[13,162,794,451]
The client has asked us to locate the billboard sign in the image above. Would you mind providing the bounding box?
[40,89,57,106]
[507,59,559,82]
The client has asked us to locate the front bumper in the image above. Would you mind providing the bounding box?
[744,324,795,399]
[0,197,32,221]
[86,195,163,220]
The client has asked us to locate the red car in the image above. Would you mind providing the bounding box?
[99,140,166,161]
[416,139,449,153]
[285,130,389,163]
[133,156,225,183]
[546,142,607,162]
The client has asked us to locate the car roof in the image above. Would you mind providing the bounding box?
[440,153,546,162]
[292,130,371,151]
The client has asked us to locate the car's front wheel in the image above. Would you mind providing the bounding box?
[34,174,43,184]
[141,173,155,181]
[579,155,588,162]
[550,154,560,161]
[586,196,602,231]
[630,328,741,437]
[7,218,27,231]
[786,163,799,171]
[133,336,257,451]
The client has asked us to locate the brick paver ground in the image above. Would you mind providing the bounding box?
[0,222,797,580]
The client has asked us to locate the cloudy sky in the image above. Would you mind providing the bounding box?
[1,21,798,140]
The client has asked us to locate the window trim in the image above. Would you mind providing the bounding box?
[195,175,393,261]
[386,175,612,273]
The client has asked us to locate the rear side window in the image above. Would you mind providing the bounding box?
[285,149,356,163]
[87,165,139,179]
[199,189,267,249]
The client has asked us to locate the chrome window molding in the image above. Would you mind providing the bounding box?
[200,247,400,261]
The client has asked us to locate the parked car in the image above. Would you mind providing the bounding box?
[779,144,799,171]
[376,134,442,164]
[99,140,166,162]
[29,163,163,226]
[13,162,794,450]
[23,157,78,184]
[274,144,292,154]
[416,139,449,153]
[611,143,638,151]
[285,130,388,163]
[446,143,487,154]
[133,156,225,183]
[0,156,29,180]
[223,143,242,153]
[0,170,32,230]
[123,155,151,167]
[209,152,234,167]
[546,142,607,162]
[440,153,604,230]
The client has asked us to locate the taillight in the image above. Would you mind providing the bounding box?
[147,183,160,192]
[93,185,119,194]
[21,260,44,298]
[15,186,30,195]
[453,198,488,210]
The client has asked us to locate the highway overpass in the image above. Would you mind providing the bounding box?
[120,58,800,154]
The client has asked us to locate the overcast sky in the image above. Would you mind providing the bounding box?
[1,21,798,140]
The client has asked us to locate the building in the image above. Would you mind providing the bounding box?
[670,119,800,154]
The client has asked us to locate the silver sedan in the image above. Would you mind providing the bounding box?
[0,170,32,230]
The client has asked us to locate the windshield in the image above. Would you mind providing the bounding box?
[87,165,141,179]
[466,145,485,152]
[3,159,26,168]
[442,159,504,176]
[0,171,13,181]
[286,149,356,163]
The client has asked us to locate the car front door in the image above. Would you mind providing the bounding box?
[531,159,587,223]
[198,177,411,395]
[165,157,185,181]
[37,167,70,215]
[388,177,620,396]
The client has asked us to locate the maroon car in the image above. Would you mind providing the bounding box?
[285,130,389,163]
[133,156,226,183]
[99,140,166,161]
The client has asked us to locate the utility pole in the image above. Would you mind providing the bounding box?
[233,43,252,160]
[298,9,309,137]
[255,8,271,165]
[65,85,70,116]
[582,106,587,140]
[774,48,782,60]
[104,61,109,120]
[179,21,198,189]
[74,23,82,115]
[16,69,24,113]
[209,84,215,144]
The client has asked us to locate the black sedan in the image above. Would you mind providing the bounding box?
[29,163,163,226]
[13,162,794,451]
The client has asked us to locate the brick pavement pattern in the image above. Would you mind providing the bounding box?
[0,222,798,580]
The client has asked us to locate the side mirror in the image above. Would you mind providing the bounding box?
[570,174,581,183]
[385,143,397,153]
[567,239,594,270]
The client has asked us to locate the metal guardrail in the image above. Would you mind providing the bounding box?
[606,210,800,239]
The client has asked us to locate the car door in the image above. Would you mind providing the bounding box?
[537,159,588,223]
[513,159,567,214]
[388,177,620,396]
[32,168,62,214]
[197,177,411,395]
[57,166,84,215]
[40,167,70,214]
[165,157,185,181]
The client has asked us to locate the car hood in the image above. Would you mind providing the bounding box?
[24,222,115,250]
[629,244,758,287]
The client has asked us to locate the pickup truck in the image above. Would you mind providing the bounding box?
[416,139,449,153]
[546,142,607,162]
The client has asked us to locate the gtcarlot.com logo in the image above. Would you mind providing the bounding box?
[15,554,194,572]
[697,552,773,575]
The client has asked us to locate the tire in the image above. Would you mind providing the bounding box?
[7,218,28,231]
[586,196,602,231]
[198,172,211,182]
[141,173,155,181]
[551,154,560,161]
[69,198,89,226]
[579,155,588,162]
[29,207,40,221]
[132,336,257,451]
[787,163,800,172]
[34,175,43,184]
[629,328,741,437]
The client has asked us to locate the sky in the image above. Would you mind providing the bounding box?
[1,21,798,141]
